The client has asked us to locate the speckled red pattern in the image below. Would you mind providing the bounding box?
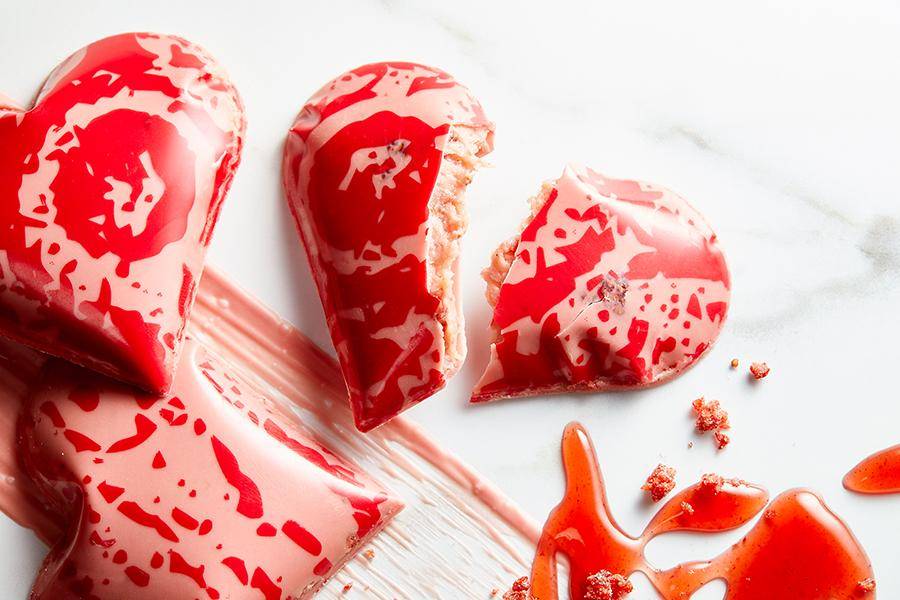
[284,62,492,431]
[0,33,244,393]
[20,339,402,599]
[473,165,730,402]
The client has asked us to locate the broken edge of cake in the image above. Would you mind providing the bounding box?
[473,164,731,402]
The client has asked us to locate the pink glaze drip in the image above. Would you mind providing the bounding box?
[0,32,245,393]
[474,165,730,402]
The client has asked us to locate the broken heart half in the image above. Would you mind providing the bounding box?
[474,165,730,402]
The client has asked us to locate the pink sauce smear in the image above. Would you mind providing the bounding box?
[0,267,539,598]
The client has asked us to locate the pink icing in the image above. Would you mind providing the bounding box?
[283,62,493,431]
[20,338,402,599]
[473,165,730,401]
[0,32,244,393]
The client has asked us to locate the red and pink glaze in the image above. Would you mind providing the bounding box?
[283,62,493,431]
[474,165,730,402]
[0,33,244,393]
[20,337,402,599]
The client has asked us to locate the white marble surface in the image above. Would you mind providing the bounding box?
[2,0,900,597]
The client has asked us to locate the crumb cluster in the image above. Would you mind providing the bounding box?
[692,397,731,449]
[642,464,677,502]
[584,571,633,600]
[699,473,746,495]
[749,362,770,380]
[857,577,876,593]
[502,576,529,600]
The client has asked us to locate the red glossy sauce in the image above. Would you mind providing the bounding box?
[844,445,900,494]
[529,423,875,599]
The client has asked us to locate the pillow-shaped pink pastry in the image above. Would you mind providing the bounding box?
[0,33,244,393]
[283,62,493,431]
[20,338,402,599]
[473,165,730,402]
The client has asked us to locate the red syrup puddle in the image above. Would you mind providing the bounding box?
[844,445,900,494]
[529,423,876,600]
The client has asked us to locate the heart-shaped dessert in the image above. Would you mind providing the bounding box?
[474,165,730,402]
[0,33,244,392]
[284,62,493,431]
[20,338,402,599]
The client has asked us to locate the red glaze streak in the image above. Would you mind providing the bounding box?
[528,423,875,600]
[844,445,900,494]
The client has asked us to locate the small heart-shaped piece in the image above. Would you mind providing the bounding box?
[21,339,402,599]
[284,62,493,431]
[474,165,730,402]
[0,33,244,392]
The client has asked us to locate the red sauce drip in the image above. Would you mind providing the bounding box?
[529,423,875,600]
[844,444,900,494]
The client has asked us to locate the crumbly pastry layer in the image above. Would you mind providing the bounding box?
[474,165,731,402]
[0,32,244,393]
[284,62,493,431]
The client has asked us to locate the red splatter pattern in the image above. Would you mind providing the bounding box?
[527,423,875,600]
[473,165,731,401]
[20,339,402,599]
[0,33,244,393]
[283,62,493,431]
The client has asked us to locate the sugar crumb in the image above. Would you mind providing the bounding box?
[502,576,529,600]
[750,362,770,380]
[584,570,633,600]
[642,464,676,502]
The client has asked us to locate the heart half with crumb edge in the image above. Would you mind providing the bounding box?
[0,32,244,392]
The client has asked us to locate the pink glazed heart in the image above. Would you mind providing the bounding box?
[474,165,731,402]
[0,33,245,392]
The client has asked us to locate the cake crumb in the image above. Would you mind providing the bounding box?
[502,576,529,600]
[730,358,739,368]
[680,501,694,515]
[714,430,730,450]
[342,582,353,593]
[692,397,730,432]
[642,464,677,502]
[363,549,375,560]
[857,578,876,593]
[584,570,633,600]
[699,473,746,495]
[490,588,499,597]
[692,397,731,448]
[749,362,770,380]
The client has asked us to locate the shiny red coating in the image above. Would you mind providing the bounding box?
[283,62,493,431]
[19,338,402,599]
[527,423,875,600]
[474,166,730,402]
[0,33,244,392]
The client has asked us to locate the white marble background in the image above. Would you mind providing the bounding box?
[1,0,900,597]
